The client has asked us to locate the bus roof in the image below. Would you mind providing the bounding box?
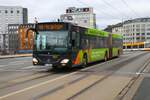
[36,22,110,37]
[112,33,123,39]
[85,28,109,37]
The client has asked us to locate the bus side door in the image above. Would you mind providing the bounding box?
[71,31,80,62]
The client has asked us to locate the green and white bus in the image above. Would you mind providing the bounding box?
[27,22,123,68]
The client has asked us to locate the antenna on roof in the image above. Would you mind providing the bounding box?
[34,17,38,24]
[57,19,60,22]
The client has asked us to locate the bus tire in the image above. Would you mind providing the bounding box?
[82,54,88,68]
[104,52,108,61]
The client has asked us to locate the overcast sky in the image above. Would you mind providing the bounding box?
[0,0,150,29]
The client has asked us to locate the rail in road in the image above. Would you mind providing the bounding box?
[0,51,149,100]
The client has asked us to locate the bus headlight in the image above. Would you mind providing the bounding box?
[60,59,69,64]
[33,58,38,63]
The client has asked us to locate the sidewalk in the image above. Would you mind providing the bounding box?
[0,54,32,59]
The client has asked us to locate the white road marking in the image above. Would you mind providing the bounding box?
[0,71,78,99]
[0,62,31,68]
[9,61,30,64]
[0,57,121,99]
[21,65,48,70]
[0,69,46,72]
[137,59,150,74]
[21,66,37,69]
[0,65,6,68]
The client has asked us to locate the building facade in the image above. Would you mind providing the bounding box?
[60,7,96,28]
[8,24,20,54]
[8,24,34,54]
[18,24,34,53]
[107,18,150,44]
[0,6,28,54]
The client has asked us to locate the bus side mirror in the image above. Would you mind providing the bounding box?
[72,40,75,47]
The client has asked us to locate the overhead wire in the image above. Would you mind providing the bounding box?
[75,0,121,19]
[100,0,131,19]
[120,0,141,18]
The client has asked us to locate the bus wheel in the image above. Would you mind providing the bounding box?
[104,53,108,61]
[82,55,88,67]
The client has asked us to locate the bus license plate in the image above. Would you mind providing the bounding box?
[45,64,52,67]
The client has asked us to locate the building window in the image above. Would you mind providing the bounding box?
[136,29,140,31]
[147,33,150,35]
[136,37,140,40]
[136,25,140,27]
[136,33,140,35]
[17,10,20,14]
[11,10,13,13]
[84,20,87,23]
[5,10,8,14]
[142,33,145,35]
[147,28,150,31]
[147,24,150,27]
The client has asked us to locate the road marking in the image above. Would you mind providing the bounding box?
[137,57,150,74]
[0,71,78,99]
[0,61,31,68]
[21,65,48,70]
[11,73,49,83]
[21,66,37,69]
[0,60,109,99]
[0,57,122,99]
[0,69,47,72]
[0,65,6,68]
[40,75,103,100]
[9,61,30,65]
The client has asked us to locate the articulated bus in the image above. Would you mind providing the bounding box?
[27,22,123,69]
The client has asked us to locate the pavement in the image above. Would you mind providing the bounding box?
[0,51,149,100]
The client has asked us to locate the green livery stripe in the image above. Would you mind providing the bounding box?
[90,48,108,62]
[76,48,109,64]
[85,28,109,37]
[112,48,119,57]
[112,34,123,39]
[79,50,83,63]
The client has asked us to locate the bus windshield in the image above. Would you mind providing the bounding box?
[34,31,69,52]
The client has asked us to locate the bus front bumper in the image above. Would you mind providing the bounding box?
[33,58,71,68]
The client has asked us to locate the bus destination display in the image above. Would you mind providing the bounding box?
[37,24,65,31]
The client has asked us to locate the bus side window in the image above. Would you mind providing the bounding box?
[72,32,76,47]
[72,32,80,48]
[82,38,88,49]
[86,39,89,48]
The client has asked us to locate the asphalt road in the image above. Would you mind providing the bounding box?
[0,51,149,100]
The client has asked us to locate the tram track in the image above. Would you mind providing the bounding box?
[116,54,150,100]
[0,51,132,91]
[66,52,149,100]
[0,71,56,90]
[35,52,149,100]
[0,51,148,100]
